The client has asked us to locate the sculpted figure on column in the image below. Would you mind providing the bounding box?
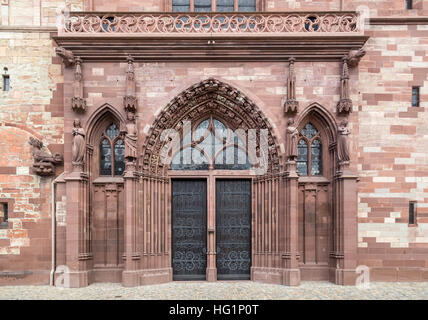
[72,118,86,165]
[337,119,351,163]
[286,118,299,160]
[123,111,138,162]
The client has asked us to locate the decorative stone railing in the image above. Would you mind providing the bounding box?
[60,11,361,35]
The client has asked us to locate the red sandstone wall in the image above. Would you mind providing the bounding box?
[356,22,428,281]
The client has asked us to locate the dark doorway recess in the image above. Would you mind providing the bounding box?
[172,179,207,280]
[216,179,251,280]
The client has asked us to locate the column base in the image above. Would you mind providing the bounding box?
[331,268,357,285]
[56,270,93,288]
[251,267,283,285]
[206,268,217,282]
[122,268,172,286]
[282,268,301,286]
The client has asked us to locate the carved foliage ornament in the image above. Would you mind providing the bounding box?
[28,137,63,176]
[141,78,281,175]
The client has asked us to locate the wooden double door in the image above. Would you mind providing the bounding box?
[172,179,251,281]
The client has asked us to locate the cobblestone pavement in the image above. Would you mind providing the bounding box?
[0,281,427,300]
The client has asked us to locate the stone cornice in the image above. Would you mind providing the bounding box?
[53,35,369,62]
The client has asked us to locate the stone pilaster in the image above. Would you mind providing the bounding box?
[282,161,301,286]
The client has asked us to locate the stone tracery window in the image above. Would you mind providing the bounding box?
[99,123,125,176]
[170,117,251,170]
[297,123,322,176]
[172,0,257,12]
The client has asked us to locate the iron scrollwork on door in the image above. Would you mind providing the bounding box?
[172,180,207,280]
[216,179,251,280]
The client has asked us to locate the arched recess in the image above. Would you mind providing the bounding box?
[85,103,127,283]
[293,102,338,281]
[134,78,285,286]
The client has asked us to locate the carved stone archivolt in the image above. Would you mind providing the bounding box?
[141,78,282,175]
[28,137,63,176]
[337,56,353,114]
[123,55,137,113]
[284,57,299,114]
[71,57,86,113]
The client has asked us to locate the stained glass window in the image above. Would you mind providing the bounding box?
[99,123,125,176]
[114,139,125,175]
[311,139,322,175]
[170,117,251,170]
[297,139,308,176]
[297,123,322,176]
[100,138,112,175]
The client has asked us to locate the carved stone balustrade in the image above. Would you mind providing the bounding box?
[61,12,360,35]
[54,11,368,62]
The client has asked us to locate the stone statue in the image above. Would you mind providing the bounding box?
[122,111,138,162]
[337,120,351,163]
[55,47,75,67]
[286,118,299,160]
[72,119,86,165]
[28,137,63,176]
[347,48,366,68]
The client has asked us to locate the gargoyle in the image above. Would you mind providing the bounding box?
[55,47,75,67]
[347,49,366,68]
[28,137,63,176]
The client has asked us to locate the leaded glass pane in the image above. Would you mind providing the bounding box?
[239,0,256,11]
[194,0,212,12]
[100,138,112,175]
[301,123,318,139]
[213,119,228,140]
[310,139,322,176]
[297,139,308,176]
[114,139,125,176]
[214,146,251,170]
[171,147,210,170]
[172,0,190,12]
[106,123,119,140]
[217,0,234,12]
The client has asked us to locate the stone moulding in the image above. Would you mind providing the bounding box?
[60,12,361,34]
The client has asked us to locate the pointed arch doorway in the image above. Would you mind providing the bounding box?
[139,78,283,284]
[169,116,253,281]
